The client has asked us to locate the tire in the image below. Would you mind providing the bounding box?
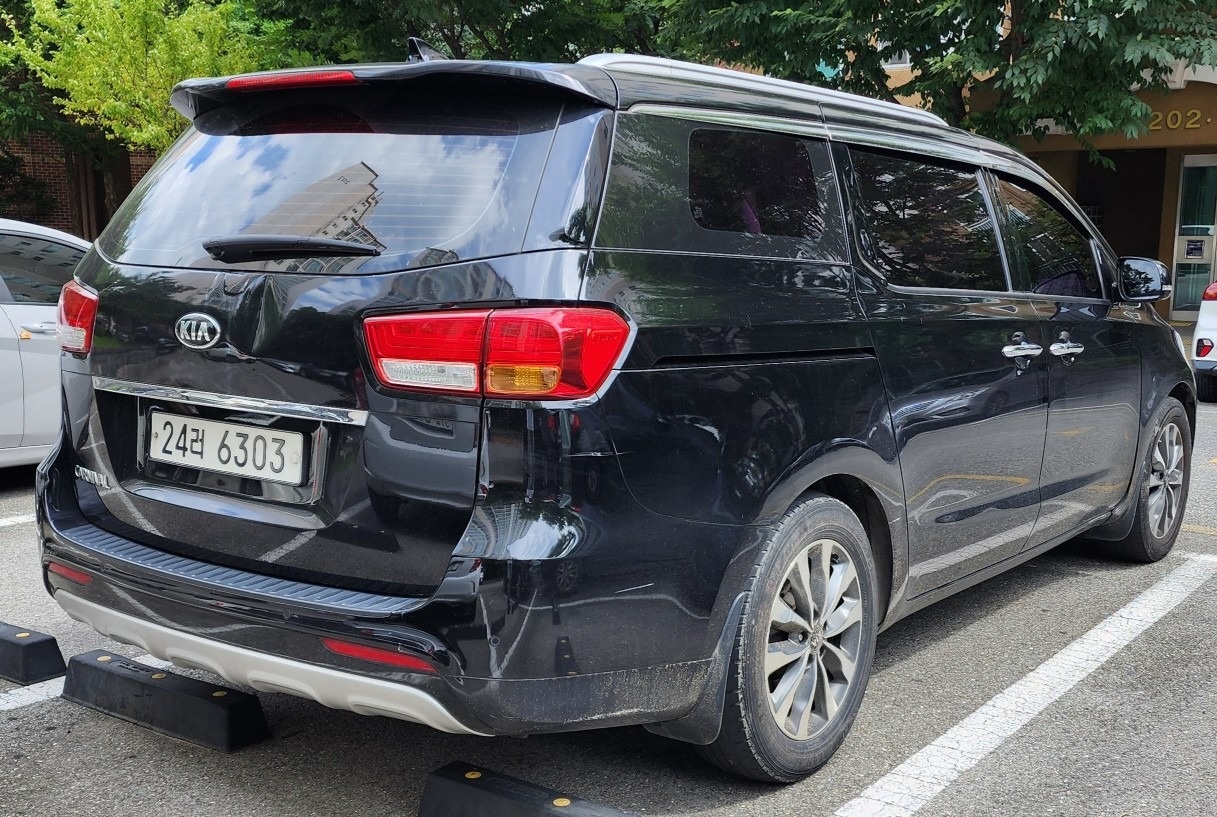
[698,493,879,783]
[1100,397,1191,563]
[1197,373,1217,404]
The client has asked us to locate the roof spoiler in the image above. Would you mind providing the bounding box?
[171,61,618,122]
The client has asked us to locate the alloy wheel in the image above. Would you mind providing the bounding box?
[1148,421,1185,539]
[765,538,864,740]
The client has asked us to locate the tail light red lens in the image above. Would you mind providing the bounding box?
[1204,282,1217,301]
[1198,339,1214,358]
[57,280,99,354]
[320,637,437,673]
[364,310,489,393]
[363,307,631,400]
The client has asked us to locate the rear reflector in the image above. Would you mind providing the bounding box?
[48,561,93,586]
[321,637,437,673]
[1204,282,1217,301]
[1198,339,1214,358]
[57,280,98,354]
[363,307,631,399]
[226,70,360,92]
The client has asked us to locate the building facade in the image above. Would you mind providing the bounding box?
[1017,66,1217,321]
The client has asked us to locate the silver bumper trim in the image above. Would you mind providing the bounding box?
[91,377,369,426]
[55,591,488,736]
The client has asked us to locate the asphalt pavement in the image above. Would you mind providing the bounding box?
[2,405,1217,817]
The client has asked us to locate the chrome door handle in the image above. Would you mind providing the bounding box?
[1001,337,1044,359]
[20,322,58,335]
[1049,341,1085,356]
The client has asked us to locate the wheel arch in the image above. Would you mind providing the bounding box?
[756,444,907,628]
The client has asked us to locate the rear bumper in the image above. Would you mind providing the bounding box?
[1193,358,1217,375]
[36,446,723,737]
[55,591,485,734]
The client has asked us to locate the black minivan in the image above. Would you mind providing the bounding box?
[37,53,1194,782]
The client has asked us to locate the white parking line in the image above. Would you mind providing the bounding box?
[0,513,35,528]
[0,677,64,712]
[835,552,1217,817]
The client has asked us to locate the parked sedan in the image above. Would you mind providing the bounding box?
[0,218,89,468]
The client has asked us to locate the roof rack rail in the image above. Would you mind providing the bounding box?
[578,53,947,128]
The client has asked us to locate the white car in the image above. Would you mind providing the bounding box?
[0,218,89,468]
[1194,281,1217,402]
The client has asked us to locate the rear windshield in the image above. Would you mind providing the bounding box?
[99,83,566,273]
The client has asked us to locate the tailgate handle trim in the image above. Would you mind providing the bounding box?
[92,377,369,426]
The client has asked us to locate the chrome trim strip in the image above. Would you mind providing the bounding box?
[625,104,830,139]
[92,377,369,426]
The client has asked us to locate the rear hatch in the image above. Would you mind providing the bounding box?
[68,65,615,596]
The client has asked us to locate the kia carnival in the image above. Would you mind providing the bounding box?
[36,54,1193,782]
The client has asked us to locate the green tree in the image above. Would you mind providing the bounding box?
[1,0,279,152]
[665,0,1217,155]
[250,0,671,63]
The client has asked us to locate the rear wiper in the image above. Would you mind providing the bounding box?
[202,234,382,263]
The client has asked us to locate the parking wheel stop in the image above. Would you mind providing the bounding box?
[62,649,272,752]
[420,762,635,817]
[0,622,68,685]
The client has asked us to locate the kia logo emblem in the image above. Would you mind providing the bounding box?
[175,313,222,350]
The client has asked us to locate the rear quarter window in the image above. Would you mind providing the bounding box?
[596,114,846,262]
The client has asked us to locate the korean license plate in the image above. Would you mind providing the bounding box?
[147,411,306,486]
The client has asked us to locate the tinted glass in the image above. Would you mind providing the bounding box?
[689,129,823,239]
[998,179,1102,298]
[848,148,1006,291]
[0,233,85,304]
[597,114,845,261]
[99,82,567,273]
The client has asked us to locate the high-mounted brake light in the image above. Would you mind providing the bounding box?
[226,70,360,92]
[363,308,631,400]
[320,637,437,673]
[1203,282,1217,301]
[57,280,99,354]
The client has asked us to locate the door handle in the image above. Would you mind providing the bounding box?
[20,322,58,335]
[1001,333,1044,359]
[1001,332,1042,373]
[1049,331,1085,360]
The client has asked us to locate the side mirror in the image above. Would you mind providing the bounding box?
[1117,257,1170,302]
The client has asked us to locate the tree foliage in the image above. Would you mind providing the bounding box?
[249,0,672,64]
[664,0,1217,153]
[0,0,280,151]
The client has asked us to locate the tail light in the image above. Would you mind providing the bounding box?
[1198,339,1214,358]
[57,280,99,354]
[363,307,631,399]
[1204,282,1217,301]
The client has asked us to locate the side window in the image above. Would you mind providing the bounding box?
[688,129,823,239]
[0,233,85,304]
[997,178,1102,299]
[848,148,1007,291]
[596,114,846,262]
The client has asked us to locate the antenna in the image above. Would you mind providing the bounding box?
[407,38,449,63]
